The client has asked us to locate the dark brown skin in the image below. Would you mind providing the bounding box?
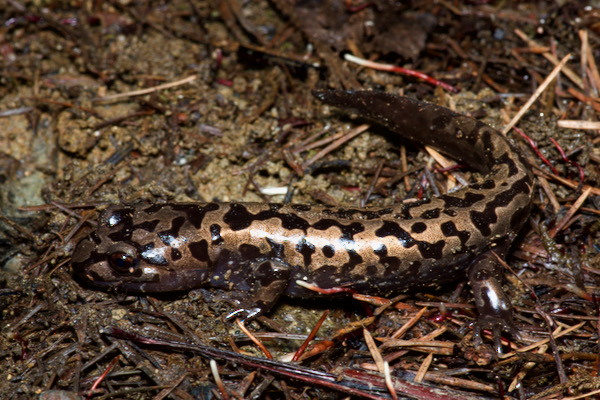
[72,90,535,352]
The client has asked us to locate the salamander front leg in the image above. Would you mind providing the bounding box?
[468,250,520,354]
[224,259,291,322]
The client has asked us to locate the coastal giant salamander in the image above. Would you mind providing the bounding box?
[72,90,534,346]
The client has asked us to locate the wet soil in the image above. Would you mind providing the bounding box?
[1,1,600,399]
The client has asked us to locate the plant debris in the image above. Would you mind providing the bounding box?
[1,1,600,399]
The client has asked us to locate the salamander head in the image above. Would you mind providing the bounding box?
[71,206,210,293]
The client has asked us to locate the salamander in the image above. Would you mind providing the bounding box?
[72,90,534,349]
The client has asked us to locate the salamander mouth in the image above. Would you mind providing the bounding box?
[74,255,210,293]
[112,268,211,293]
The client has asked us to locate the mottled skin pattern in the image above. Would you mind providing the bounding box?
[72,91,535,348]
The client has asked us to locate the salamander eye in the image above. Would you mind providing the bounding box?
[108,251,139,275]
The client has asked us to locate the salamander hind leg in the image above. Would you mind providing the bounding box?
[468,249,520,354]
[212,257,291,322]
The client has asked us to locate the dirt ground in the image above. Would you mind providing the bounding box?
[1,1,600,399]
